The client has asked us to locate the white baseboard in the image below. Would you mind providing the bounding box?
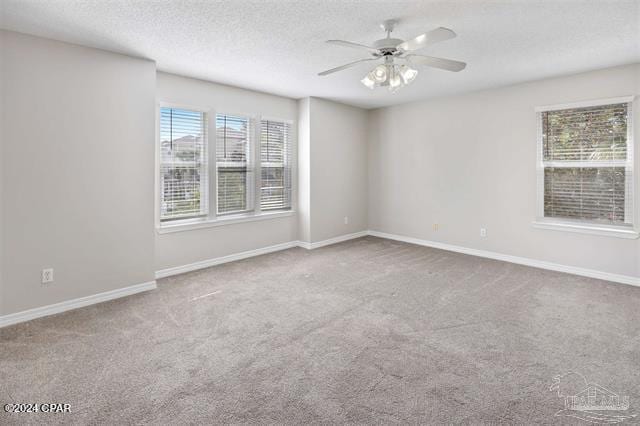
[5,229,635,328]
[368,230,640,287]
[0,280,157,328]
[156,231,370,278]
[298,230,369,250]
[155,241,300,279]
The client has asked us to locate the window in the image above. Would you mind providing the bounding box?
[157,106,293,230]
[216,114,254,215]
[260,120,292,211]
[159,107,207,222]
[536,98,634,232]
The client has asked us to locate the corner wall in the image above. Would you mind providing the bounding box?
[1,31,157,315]
[297,98,312,243]
[298,97,369,244]
[368,64,640,278]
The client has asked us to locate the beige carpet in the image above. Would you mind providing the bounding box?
[1,236,639,424]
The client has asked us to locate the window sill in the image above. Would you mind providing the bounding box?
[531,221,639,239]
[157,210,295,234]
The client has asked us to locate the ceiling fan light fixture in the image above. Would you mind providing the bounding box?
[399,65,418,84]
[389,65,404,92]
[371,64,388,83]
[319,21,466,95]
[360,73,376,89]
[388,69,402,92]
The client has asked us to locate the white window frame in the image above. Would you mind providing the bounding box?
[214,111,257,217]
[532,96,638,239]
[155,103,295,234]
[156,102,211,226]
[260,115,295,213]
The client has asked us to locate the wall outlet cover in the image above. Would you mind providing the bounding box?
[42,268,54,284]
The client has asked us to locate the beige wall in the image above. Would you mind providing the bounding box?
[155,73,299,271]
[297,97,369,244]
[1,31,156,315]
[368,64,640,278]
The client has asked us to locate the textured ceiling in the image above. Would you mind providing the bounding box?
[1,0,639,109]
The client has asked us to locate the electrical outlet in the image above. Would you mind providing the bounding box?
[480,228,487,238]
[42,268,54,284]
[344,216,349,225]
[433,223,439,231]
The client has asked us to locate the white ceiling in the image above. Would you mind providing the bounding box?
[1,0,639,109]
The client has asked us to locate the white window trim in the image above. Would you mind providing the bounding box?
[156,103,296,232]
[533,95,637,239]
[534,96,635,112]
[531,220,638,239]
[156,210,295,234]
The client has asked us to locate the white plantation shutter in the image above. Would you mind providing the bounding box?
[216,114,254,215]
[160,107,208,221]
[538,100,633,226]
[260,120,292,211]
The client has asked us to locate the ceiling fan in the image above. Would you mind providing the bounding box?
[318,19,466,92]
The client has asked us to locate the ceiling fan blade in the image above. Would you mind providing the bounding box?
[318,58,377,76]
[405,54,466,72]
[397,27,456,52]
[326,40,378,53]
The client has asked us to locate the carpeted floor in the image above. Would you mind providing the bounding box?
[1,236,639,424]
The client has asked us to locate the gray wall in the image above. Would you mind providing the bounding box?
[297,98,312,243]
[155,73,299,271]
[309,98,369,242]
[1,31,156,315]
[368,64,640,278]
[0,32,4,314]
[297,97,369,243]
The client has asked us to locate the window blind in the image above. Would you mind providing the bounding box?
[260,120,292,211]
[160,107,207,221]
[216,114,253,215]
[539,101,632,225]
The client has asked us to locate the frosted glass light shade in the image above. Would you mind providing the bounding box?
[361,73,376,89]
[399,65,418,84]
[371,65,388,82]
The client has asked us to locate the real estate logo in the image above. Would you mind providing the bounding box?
[549,371,636,424]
